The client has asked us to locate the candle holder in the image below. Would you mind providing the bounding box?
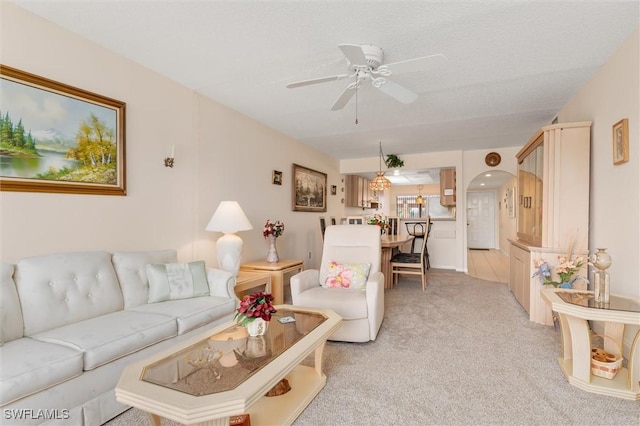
[164,157,175,168]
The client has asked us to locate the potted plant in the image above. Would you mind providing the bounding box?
[235,291,277,336]
[385,154,404,168]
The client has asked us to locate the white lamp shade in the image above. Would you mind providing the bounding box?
[206,201,253,233]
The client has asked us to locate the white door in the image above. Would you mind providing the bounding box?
[467,191,496,249]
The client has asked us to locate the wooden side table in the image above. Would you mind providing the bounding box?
[235,271,272,300]
[240,259,304,304]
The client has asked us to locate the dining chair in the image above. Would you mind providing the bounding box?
[387,217,399,235]
[405,221,426,253]
[319,217,327,240]
[347,216,364,225]
[390,228,429,291]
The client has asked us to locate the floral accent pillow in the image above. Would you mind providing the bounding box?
[322,261,371,290]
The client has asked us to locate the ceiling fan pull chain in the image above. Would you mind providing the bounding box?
[355,75,359,125]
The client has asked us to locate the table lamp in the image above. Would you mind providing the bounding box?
[206,201,253,276]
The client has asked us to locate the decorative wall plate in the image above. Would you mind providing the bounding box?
[485,152,501,167]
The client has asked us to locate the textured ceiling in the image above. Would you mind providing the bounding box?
[11,1,639,164]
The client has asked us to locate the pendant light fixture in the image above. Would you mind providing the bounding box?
[416,185,425,204]
[369,141,392,191]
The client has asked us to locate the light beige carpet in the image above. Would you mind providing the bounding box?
[106,270,639,426]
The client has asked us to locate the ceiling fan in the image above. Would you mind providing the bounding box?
[286,44,446,111]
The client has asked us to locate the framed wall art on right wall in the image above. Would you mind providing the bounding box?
[612,118,629,165]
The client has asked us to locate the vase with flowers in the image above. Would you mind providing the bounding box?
[367,214,389,234]
[263,219,284,263]
[532,255,588,288]
[235,291,277,336]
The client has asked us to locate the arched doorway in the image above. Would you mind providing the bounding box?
[465,170,516,282]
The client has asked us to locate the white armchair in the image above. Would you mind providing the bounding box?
[291,225,384,342]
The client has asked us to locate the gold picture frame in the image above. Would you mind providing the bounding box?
[0,65,126,195]
[292,163,327,212]
[612,118,629,165]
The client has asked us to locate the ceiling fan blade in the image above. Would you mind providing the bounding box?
[375,79,418,104]
[286,73,350,89]
[382,53,447,74]
[330,86,356,111]
[338,44,368,65]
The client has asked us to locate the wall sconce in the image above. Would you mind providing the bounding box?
[164,145,175,168]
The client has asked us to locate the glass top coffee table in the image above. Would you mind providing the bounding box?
[116,306,342,426]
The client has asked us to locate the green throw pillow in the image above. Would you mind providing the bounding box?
[145,261,209,303]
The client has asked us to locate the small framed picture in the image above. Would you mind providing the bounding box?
[612,118,629,165]
[272,170,282,185]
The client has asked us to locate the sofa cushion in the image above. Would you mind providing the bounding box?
[128,296,235,335]
[0,337,83,406]
[112,250,178,308]
[30,310,177,370]
[292,286,368,320]
[1,263,23,345]
[14,251,124,336]
[146,261,209,303]
[322,261,371,290]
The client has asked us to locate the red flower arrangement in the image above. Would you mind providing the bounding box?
[235,292,277,326]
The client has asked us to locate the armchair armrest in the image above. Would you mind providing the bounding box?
[206,268,237,301]
[365,271,385,340]
[290,269,320,300]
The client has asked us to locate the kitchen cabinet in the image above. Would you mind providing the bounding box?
[345,175,379,209]
[439,168,456,206]
[344,175,378,209]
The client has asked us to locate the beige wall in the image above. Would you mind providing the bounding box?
[558,27,639,299]
[0,3,340,269]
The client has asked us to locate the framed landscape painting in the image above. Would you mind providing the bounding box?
[292,163,326,212]
[0,65,126,195]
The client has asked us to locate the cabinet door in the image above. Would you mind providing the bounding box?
[517,135,543,246]
[345,175,360,207]
[509,244,530,313]
[440,168,456,206]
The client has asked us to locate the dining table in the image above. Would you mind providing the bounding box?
[380,234,414,289]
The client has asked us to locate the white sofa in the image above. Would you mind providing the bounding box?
[0,249,238,426]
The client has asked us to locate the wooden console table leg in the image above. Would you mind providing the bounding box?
[565,314,592,383]
[558,313,573,362]
[629,330,640,391]
[147,413,162,426]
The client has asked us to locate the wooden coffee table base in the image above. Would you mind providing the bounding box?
[116,306,342,426]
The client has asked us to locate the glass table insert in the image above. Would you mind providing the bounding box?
[141,309,326,396]
[557,291,640,313]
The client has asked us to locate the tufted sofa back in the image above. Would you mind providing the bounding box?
[0,263,23,344]
[111,249,177,308]
[14,251,124,336]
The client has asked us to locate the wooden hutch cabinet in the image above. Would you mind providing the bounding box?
[509,121,591,325]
